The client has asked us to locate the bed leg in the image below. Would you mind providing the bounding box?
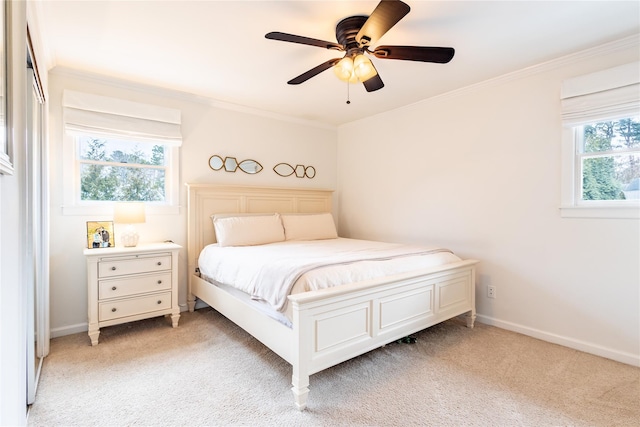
[187,294,196,312]
[465,311,476,328]
[291,375,309,411]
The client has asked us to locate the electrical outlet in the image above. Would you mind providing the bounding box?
[487,285,496,299]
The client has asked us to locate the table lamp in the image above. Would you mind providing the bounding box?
[113,202,146,247]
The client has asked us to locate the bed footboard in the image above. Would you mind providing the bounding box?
[288,260,477,410]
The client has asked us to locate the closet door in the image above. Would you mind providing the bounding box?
[26,49,48,406]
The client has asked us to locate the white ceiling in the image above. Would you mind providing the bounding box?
[34,1,640,127]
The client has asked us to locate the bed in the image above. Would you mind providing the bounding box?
[187,184,478,410]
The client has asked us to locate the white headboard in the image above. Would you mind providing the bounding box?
[186,184,334,273]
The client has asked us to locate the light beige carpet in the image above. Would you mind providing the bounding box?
[28,308,639,426]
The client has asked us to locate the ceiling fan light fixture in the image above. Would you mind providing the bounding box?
[334,54,377,83]
[353,54,376,82]
[333,56,357,82]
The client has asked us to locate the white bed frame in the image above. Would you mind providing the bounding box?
[186,184,478,410]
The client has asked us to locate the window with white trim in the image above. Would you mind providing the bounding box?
[62,90,182,215]
[78,135,171,202]
[576,116,639,200]
[560,62,640,219]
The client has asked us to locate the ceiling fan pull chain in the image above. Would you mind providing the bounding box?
[346,81,351,105]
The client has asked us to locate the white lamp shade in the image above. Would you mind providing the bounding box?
[113,202,146,224]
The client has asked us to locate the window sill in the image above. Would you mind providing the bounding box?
[62,204,180,216]
[560,205,640,219]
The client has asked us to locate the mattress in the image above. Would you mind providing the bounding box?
[198,238,461,324]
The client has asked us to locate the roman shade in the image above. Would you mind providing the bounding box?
[63,90,182,146]
[561,62,640,126]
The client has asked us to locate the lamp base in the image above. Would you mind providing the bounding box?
[121,225,140,247]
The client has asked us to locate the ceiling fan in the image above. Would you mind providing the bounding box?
[265,0,455,93]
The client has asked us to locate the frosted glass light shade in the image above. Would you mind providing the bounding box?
[334,54,377,83]
[114,202,146,247]
[334,57,358,83]
[353,55,377,82]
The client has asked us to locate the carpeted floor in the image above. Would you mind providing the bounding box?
[28,308,640,426]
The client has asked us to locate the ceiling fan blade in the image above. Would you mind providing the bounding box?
[356,0,411,47]
[266,32,343,51]
[287,58,342,85]
[362,70,384,92]
[372,46,455,63]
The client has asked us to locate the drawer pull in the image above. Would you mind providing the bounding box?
[111,266,116,271]
[111,308,117,312]
[157,280,162,284]
[157,300,162,305]
[157,262,162,266]
[111,286,117,291]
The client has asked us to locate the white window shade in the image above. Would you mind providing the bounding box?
[561,62,640,127]
[63,90,182,146]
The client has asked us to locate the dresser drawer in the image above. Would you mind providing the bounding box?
[98,254,171,278]
[99,291,172,322]
[99,272,171,300]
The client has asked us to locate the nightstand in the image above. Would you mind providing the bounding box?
[83,242,181,345]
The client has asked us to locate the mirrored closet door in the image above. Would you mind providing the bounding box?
[26,38,49,406]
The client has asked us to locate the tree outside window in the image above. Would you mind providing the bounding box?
[78,136,167,202]
[579,116,640,201]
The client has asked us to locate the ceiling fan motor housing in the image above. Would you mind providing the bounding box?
[336,15,369,55]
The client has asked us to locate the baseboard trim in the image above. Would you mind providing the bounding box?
[51,305,192,338]
[476,314,640,367]
[194,299,209,310]
[50,323,87,338]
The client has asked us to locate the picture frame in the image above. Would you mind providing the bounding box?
[86,221,115,249]
[0,0,12,175]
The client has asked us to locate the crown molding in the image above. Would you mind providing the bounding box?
[451,34,640,95]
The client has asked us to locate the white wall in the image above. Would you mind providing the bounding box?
[47,70,337,337]
[337,40,640,366]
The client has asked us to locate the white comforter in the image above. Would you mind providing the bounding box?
[198,238,461,312]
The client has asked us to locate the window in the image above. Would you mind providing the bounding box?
[78,136,170,202]
[560,62,640,218]
[576,116,640,202]
[62,90,182,215]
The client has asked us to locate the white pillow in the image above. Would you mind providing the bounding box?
[212,214,285,247]
[280,213,338,241]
